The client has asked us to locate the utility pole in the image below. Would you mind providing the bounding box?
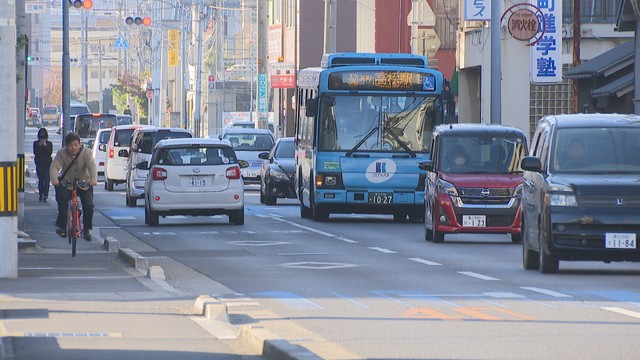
[99,40,104,112]
[62,0,72,140]
[1,0,18,278]
[82,10,89,104]
[257,0,268,129]
[490,0,501,124]
[572,0,580,113]
[16,0,27,231]
[410,0,418,54]
[194,2,205,137]
[323,0,336,54]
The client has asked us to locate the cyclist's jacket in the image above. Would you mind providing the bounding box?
[50,146,98,189]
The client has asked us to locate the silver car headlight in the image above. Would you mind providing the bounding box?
[270,168,289,180]
[548,194,577,206]
[546,183,577,206]
[435,178,458,196]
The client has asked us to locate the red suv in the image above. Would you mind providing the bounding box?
[418,124,528,243]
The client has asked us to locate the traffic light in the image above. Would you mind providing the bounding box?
[125,16,152,26]
[26,55,40,63]
[69,0,93,9]
[208,74,215,82]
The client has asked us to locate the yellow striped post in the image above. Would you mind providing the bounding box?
[17,154,24,193]
[0,162,18,216]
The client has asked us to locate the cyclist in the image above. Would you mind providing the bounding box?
[50,132,98,241]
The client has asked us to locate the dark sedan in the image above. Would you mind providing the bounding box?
[259,137,295,205]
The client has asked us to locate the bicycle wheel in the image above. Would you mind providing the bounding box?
[67,203,79,257]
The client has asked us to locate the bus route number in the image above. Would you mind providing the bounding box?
[368,192,393,204]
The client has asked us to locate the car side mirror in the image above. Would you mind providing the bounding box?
[136,161,149,170]
[258,152,270,160]
[118,149,129,158]
[98,143,106,152]
[418,160,434,172]
[520,156,542,172]
[238,160,249,169]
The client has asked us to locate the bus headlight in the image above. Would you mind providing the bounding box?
[315,174,342,189]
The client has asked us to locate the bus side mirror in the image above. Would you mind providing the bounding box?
[305,98,318,118]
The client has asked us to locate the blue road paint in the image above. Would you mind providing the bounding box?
[585,290,640,304]
[253,291,323,310]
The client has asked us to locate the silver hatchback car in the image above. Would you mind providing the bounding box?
[142,138,248,226]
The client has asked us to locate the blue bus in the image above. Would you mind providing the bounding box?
[295,52,454,221]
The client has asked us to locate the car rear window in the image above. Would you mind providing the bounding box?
[113,129,135,147]
[139,131,193,153]
[117,115,133,125]
[98,131,111,144]
[44,106,58,115]
[224,133,274,151]
[155,146,237,166]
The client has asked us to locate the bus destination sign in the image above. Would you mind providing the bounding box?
[328,71,436,91]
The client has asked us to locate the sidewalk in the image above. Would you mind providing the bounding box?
[0,181,267,360]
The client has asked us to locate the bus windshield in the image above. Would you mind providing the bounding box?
[75,115,117,139]
[317,95,442,153]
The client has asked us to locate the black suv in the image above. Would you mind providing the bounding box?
[520,114,640,273]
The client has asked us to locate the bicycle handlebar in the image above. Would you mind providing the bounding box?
[59,178,90,189]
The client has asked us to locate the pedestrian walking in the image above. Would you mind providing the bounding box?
[123,105,132,116]
[33,127,53,202]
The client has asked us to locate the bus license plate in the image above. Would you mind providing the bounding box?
[368,192,393,204]
[186,177,206,187]
[605,233,636,249]
[463,215,486,227]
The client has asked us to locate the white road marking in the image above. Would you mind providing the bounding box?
[458,271,499,281]
[602,307,640,320]
[520,287,572,298]
[335,236,358,243]
[483,292,525,298]
[110,216,136,220]
[331,291,370,309]
[278,252,328,256]
[408,257,441,266]
[368,247,397,254]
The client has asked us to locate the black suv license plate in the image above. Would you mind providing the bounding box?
[368,192,393,204]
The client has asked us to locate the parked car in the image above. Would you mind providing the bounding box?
[141,138,248,226]
[258,137,295,205]
[103,124,148,191]
[418,124,528,243]
[91,128,112,176]
[221,128,275,183]
[26,111,41,128]
[520,114,640,273]
[42,105,60,127]
[124,127,193,207]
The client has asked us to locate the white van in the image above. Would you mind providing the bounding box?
[124,127,193,206]
[91,128,112,176]
[103,124,149,191]
[221,128,274,183]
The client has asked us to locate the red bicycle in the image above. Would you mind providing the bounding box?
[61,178,88,257]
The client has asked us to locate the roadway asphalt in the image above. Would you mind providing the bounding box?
[0,174,317,359]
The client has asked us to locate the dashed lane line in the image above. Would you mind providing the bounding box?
[520,287,572,298]
[602,307,640,320]
[458,271,499,281]
[408,257,442,266]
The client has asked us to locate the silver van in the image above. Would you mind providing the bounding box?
[125,127,193,206]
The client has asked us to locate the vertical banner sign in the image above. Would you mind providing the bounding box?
[530,0,562,83]
[168,30,179,67]
[258,73,268,124]
[464,0,491,21]
[0,162,17,216]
